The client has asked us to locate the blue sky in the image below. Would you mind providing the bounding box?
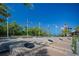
[6,3,79,35]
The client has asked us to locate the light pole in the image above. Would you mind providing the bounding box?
[47,24,50,37]
[38,22,41,37]
[7,17,9,38]
[26,18,32,37]
[55,25,58,36]
[26,18,29,37]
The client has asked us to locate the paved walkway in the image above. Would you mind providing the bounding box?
[0,37,74,56]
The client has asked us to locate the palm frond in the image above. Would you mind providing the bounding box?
[0,18,5,22]
[24,3,34,9]
[0,3,10,18]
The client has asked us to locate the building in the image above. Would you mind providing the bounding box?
[70,30,79,36]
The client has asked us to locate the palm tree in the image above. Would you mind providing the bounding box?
[0,3,10,22]
[0,3,33,37]
[24,3,34,9]
[0,3,33,23]
[0,3,10,37]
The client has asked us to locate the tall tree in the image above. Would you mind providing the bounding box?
[9,21,22,36]
[0,3,10,22]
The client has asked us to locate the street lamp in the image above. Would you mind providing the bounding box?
[26,18,29,37]
[47,24,50,37]
[26,18,33,37]
[55,25,58,36]
[7,17,9,38]
[38,22,41,37]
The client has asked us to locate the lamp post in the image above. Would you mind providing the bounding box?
[55,25,58,36]
[26,18,29,37]
[26,18,32,37]
[47,24,50,37]
[7,17,9,38]
[38,22,41,37]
